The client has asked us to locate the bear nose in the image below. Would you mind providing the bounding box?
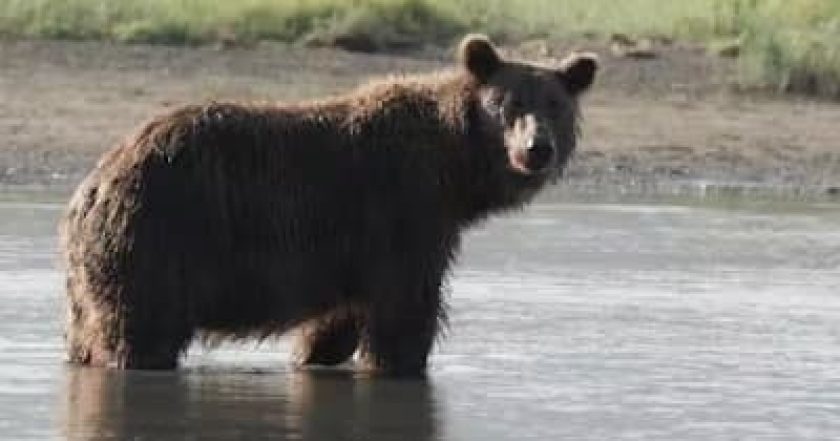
[527,139,555,171]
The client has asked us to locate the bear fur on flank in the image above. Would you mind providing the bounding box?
[60,34,597,375]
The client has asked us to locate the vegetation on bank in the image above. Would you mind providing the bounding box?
[1,0,839,97]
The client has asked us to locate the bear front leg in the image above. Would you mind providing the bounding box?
[293,309,360,367]
[359,289,443,377]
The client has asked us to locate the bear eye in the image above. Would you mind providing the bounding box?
[489,94,504,107]
[547,97,561,110]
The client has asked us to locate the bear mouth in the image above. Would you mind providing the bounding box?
[508,146,564,176]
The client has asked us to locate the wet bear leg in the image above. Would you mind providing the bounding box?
[294,309,361,367]
[359,287,443,377]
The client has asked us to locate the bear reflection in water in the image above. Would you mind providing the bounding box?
[62,367,439,440]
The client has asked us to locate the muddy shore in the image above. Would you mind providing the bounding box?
[2,39,838,198]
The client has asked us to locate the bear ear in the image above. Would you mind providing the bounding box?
[458,34,501,81]
[557,52,598,95]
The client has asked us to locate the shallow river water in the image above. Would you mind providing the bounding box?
[1,195,839,440]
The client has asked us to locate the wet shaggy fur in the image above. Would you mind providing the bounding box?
[60,36,594,375]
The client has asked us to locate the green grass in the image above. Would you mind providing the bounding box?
[0,0,467,45]
[1,0,839,97]
[713,0,840,97]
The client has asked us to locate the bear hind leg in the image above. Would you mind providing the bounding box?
[115,303,194,370]
[65,295,122,367]
[66,289,193,370]
[67,315,192,370]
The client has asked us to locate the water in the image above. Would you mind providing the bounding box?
[1,196,839,440]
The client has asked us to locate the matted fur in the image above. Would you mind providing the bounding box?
[60,36,594,375]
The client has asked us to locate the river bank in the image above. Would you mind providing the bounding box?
[2,39,838,199]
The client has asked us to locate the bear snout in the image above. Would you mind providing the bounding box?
[508,140,556,175]
[526,139,556,173]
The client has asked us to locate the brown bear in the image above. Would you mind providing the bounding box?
[59,34,597,376]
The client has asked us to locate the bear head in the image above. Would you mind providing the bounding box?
[459,34,597,177]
